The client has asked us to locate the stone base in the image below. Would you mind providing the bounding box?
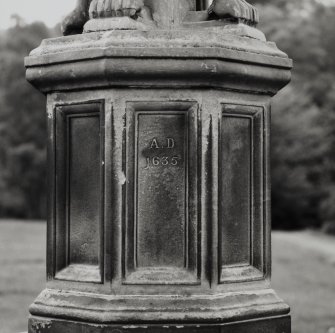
[29,315,291,333]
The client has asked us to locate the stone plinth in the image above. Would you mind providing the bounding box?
[25,2,292,332]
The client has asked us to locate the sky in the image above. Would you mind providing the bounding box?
[0,0,77,29]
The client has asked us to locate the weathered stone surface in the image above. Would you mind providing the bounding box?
[29,286,289,323]
[62,0,195,34]
[88,0,145,19]
[62,0,259,35]
[83,16,156,32]
[62,0,90,35]
[208,0,259,25]
[29,315,291,333]
[25,3,292,332]
[25,28,290,95]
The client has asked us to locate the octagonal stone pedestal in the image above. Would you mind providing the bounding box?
[25,10,292,333]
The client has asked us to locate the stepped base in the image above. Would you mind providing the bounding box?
[29,315,291,333]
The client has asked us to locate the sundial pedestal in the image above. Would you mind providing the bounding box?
[25,1,292,332]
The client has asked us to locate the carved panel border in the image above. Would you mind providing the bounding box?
[53,101,105,284]
[218,104,265,283]
[123,101,200,285]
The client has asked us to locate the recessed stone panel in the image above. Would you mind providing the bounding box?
[124,102,199,285]
[219,104,265,283]
[221,115,252,266]
[137,112,187,268]
[54,102,104,283]
[68,114,101,265]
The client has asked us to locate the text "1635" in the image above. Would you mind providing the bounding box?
[144,156,181,169]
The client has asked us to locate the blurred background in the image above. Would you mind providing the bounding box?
[0,0,335,332]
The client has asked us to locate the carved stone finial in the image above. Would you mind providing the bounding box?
[208,0,259,26]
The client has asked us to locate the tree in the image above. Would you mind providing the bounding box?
[0,19,57,219]
[256,0,335,231]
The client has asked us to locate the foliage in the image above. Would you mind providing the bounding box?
[254,0,335,231]
[0,20,57,219]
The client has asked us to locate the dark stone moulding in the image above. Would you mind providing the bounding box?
[29,316,291,333]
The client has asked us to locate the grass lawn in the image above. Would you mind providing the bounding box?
[0,221,334,333]
[0,221,45,333]
[272,231,335,333]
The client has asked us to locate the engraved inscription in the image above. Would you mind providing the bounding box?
[149,137,175,149]
[136,112,187,268]
[144,156,181,169]
[144,138,180,169]
[124,102,199,285]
